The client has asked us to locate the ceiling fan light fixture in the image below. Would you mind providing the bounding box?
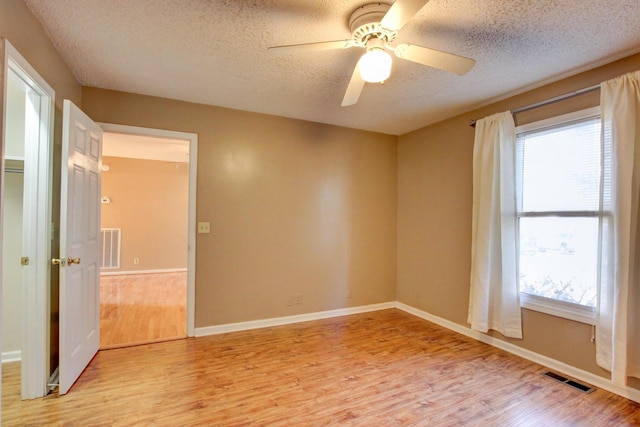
[359,48,392,83]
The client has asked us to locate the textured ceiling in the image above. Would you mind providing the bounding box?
[23,0,640,135]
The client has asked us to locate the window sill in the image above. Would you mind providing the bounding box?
[520,293,595,325]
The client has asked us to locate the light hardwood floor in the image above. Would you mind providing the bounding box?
[3,309,639,426]
[100,271,187,349]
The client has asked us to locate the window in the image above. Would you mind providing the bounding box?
[515,107,604,324]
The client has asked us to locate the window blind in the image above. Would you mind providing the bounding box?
[516,116,602,213]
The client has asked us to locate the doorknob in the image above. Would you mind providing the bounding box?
[52,258,67,266]
[68,257,81,265]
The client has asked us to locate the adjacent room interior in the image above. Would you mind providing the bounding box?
[99,132,189,349]
[1,0,640,424]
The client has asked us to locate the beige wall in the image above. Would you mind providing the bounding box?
[397,53,640,382]
[81,89,398,327]
[101,156,189,271]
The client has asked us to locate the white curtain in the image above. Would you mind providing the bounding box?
[468,111,522,339]
[597,70,640,384]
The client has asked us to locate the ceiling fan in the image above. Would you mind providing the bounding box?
[268,0,475,107]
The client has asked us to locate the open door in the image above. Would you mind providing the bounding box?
[58,99,102,395]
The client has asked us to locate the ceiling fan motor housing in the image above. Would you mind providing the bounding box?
[349,3,397,46]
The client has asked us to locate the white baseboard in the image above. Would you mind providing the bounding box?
[2,350,21,363]
[100,268,187,276]
[195,302,396,337]
[395,302,640,404]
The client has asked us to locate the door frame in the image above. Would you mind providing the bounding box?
[98,123,197,336]
[1,39,55,399]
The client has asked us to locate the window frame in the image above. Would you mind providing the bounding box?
[515,106,602,325]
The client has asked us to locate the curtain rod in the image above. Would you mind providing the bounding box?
[468,83,601,127]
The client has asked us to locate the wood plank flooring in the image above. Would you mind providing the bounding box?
[100,272,187,349]
[3,309,639,426]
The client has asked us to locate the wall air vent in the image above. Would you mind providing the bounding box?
[100,228,121,269]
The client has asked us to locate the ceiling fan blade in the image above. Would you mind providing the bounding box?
[393,43,475,75]
[342,62,366,107]
[381,0,430,32]
[268,40,353,54]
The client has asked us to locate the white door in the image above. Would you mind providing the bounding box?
[59,99,102,395]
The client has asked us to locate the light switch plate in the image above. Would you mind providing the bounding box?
[197,222,211,234]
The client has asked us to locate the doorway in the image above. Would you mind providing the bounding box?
[2,67,28,366]
[1,40,55,400]
[1,45,197,402]
[99,133,189,348]
[98,125,197,348]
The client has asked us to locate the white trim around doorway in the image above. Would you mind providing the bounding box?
[2,38,56,400]
[98,123,197,337]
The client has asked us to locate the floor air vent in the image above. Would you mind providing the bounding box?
[543,371,595,393]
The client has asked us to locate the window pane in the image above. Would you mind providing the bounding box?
[518,117,601,212]
[519,217,598,307]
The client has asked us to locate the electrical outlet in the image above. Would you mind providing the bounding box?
[198,222,211,234]
[133,258,140,265]
[295,294,302,305]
